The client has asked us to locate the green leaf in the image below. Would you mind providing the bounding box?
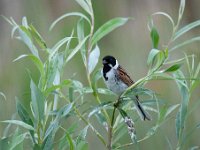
[178,0,185,20]
[18,26,39,57]
[164,104,180,118]
[59,103,73,118]
[170,36,200,52]
[118,108,128,118]
[174,20,200,40]
[16,98,33,127]
[1,15,14,25]
[30,80,45,122]
[153,50,165,70]
[152,12,175,29]
[65,132,75,150]
[91,17,129,46]
[76,141,88,150]
[50,12,91,31]
[95,111,107,128]
[164,64,182,72]
[88,45,100,74]
[75,0,92,16]
[77,18,86,66]
[22,16,28,27]
[174,70,189,141]
[88,101,112,118]
[76,126,89,145]
[44,79,72,95]
[91,69,102,91]
[16,98,35,143]
[45,54,60,88]
[1,120,34,131]
[66,36,89,63]
[0,130,27,150]
[147,49,160,66]
[0,92,6,100]
[29,24,47,49]
[13,54,44,77]
[150,27,159,48]
[97,88,115,95]
[50,37,74,58]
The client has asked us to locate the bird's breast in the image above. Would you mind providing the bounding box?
[103,68,128,95]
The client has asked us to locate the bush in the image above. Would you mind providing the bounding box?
[1,0,200,149]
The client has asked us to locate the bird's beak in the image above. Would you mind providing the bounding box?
[102,60,107,65]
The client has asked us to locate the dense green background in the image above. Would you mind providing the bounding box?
[0,0,200,149]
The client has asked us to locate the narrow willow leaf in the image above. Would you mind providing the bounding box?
[150,27,159,48]
[76,141,88,150]
[178,0,185,20]
[44,79,72,95]
[174,20,200,40]
[30,80,45,122]
[1,120,34,131]
[118,108,128,118]
[1,15,14,25]
[91,69,102,90]
[16,98,33,127]
[22,16,28,28]
[75,0,92,16]
[65,132,75,150]
[146,125,159,137]
[164,64,182,72]
[174,70,189,140]
[13,54,44,77]
[88,45,100,74]
[164,104,180,118]
[29,24,47,49]
[95,111,107,128]
[60,103,73,117]
[11,26,18,38]
[0,131,28,150]
[153,50,165,70]
[170,36,200,51]
[97,88,115,95]
[91,17,129,46]
[45,54,59,88]
[50,12,91,31]
[76,126,89,145]
[66,36,89,63]
[18,26,39,57]
[147,49,160,65]
[77,18,86,66]
[0,92,6,100]
[176,111,181,139]
[88,101,112,118]
[50,37,74,58]
[152,12,175,29]
[10,133,27,150]
[193,61,200,79]
[44,117,59,140]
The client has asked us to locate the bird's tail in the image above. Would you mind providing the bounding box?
[133,97,151,121]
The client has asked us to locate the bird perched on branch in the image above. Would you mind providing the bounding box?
[102,55,151,121]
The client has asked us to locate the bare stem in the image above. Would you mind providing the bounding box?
[107,97,120,150]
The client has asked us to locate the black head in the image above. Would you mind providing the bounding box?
[102,55,116,67]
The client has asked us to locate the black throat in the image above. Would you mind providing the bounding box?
[103,64,111,81]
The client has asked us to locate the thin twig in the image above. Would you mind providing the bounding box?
[107,97,120,150]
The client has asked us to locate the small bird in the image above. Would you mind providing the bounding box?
[102,55,151,121]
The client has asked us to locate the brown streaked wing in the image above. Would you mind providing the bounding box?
[117,65,134,87]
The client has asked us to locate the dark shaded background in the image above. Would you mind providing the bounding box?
[0,0,200,149]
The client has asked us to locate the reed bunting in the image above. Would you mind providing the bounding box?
[102,55,151,121]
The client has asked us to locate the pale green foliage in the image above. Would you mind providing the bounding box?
[1,0,200,149]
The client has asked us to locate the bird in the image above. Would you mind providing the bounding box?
[102,55,151,121]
